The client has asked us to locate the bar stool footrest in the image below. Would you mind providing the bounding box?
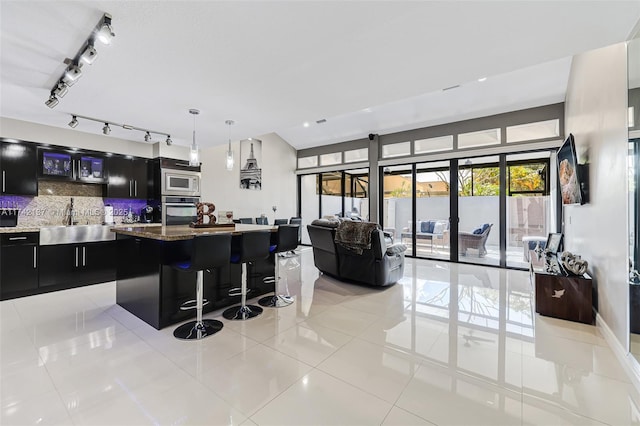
[178,299,210,311]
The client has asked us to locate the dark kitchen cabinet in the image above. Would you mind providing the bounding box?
[1,141,37,195]
[39,241,116,288]
[0,232,39,299]
[106,156,148,199]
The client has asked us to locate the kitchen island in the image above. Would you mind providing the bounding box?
[112,224,276,329]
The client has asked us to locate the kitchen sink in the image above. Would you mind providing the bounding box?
[39,225,116,246]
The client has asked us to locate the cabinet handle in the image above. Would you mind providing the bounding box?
[8,236,27,241]
[82,246,86,266]
[75,247,79,267]
[134,180,137,197]
[73,160,76,178]
[2,170,5,192]
[33,246,37,269]
[129,180,133,197]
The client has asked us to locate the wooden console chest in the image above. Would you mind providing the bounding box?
[534,271,594,324]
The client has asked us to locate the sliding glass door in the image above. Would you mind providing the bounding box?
[457,156,501,266]
[299,169,369,243]
[505,153,552,268]
[383,165,414,255]
[415,161,450,261]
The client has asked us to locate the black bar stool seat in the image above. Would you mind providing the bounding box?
[222,230,271,320]
[259,224,299,308]
[172,233,232,340]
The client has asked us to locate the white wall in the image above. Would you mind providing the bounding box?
[1,117,155,158]
[199,132,297,223]
[564,42,629,348]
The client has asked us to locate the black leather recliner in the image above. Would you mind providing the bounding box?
[307,219,406,287]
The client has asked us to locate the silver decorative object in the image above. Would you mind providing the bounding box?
[560,251,588,276]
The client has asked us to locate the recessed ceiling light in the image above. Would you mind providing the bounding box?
[303,122,310,128]
[478,77,487,82]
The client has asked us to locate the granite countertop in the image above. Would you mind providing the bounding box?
[0,223,163,234]
[111,224,276,241]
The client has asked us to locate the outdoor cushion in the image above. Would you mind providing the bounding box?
[481,223,491,233]
[472,227,483,234]
[420,221,432,233]
[433,221,447,235]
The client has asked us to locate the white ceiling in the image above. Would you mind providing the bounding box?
[1,1,639,150]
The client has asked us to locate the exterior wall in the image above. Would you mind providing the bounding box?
[199,132,297,223]
[564,42,629,348]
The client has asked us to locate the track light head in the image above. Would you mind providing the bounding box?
[53,81,68,98]
[166,135,172,146]
[97,15,115,45]
[144,131,151,142]
[68,116,78,128]
[45,93,59,108]
[79,44,97,64]
[62,64,82,85]
[103,123,111,135]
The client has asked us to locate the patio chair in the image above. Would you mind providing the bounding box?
[459,223,492,257]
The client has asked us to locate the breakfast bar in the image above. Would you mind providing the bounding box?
[112,224,276,329]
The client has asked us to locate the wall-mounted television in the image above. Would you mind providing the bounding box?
[557,133,587,205]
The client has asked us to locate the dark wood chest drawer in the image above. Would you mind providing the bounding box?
[535,272,593,324]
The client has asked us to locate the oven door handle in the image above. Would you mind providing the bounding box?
[164,203,197,207]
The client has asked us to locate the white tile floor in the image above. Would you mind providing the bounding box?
[2,247,639,425]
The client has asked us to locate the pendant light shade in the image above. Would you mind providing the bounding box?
[225,120,234,171]
[189,109,200,167]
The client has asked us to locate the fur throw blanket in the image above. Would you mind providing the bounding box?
[334,221,379,254]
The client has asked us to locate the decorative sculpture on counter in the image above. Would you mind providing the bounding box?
[196,202,216,225]
[559,251,588,276]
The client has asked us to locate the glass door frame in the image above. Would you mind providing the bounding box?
[379,149,558,270]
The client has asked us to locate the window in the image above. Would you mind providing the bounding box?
[458,128,501,149]
[382,141,411,158]
[344,148,368,163]
[506,119,560,143]
[298,156,318,168]
[414,135,453,154]
[319,152,342,166]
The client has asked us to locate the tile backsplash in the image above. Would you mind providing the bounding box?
[0,181,151,227]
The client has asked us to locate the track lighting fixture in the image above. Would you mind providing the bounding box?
[97,15,115,45]
[45,93,59,108]
[67,114,172,144]
[53,81,68,98]
[79,44,97,64]
[63,64,82,85]
[225,120,235,171]
[45,13,114,108]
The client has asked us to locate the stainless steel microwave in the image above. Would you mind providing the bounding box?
[161,169,201,197]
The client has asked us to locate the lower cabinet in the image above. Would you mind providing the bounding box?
[0,232,39,299]
[39,241,116,289]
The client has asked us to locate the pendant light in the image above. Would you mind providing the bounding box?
[189,109,200,167]
[225,119,235,171]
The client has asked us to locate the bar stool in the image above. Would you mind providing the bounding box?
[258,224,299,308]
[172,233,232,340]
[222,230,271,320]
